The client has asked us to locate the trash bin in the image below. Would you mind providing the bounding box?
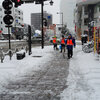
[16,53,23,60]
[16,50,25,60]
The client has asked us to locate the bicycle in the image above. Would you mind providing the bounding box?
[82,41,94,53]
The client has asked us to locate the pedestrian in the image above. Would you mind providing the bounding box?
[60,35,66,53]
[81,35,88,45]
[66,35,76,59]
[52,36,58,50]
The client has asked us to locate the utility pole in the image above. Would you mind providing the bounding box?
[28,25,32,55]
[41,0,44,49]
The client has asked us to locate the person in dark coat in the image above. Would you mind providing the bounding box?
[52,36,57,50]
[60,35,66,53]
[66,35,76,59]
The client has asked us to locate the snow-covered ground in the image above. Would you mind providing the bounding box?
[61,45,100,100]
[0,46,54,93]
[0,44,100,100]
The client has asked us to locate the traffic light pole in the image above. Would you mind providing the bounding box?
[28,25,32,55]
[8,26,11,60]
[41,1,44,49]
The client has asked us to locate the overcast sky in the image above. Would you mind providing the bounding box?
[0,0,77,27]
[0,0,61,24]
[18,0,61,24]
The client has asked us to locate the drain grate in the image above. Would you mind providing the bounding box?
[32,56,42,58]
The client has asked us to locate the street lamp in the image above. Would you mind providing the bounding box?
[41,0,54,49]
[49,0,53,6]
[57,12,63,34]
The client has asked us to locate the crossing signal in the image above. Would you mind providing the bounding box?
[2,0,14,25]
[43,18,47,26]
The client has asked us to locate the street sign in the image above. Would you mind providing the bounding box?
[47,16,51,19]
[16,19,18,23]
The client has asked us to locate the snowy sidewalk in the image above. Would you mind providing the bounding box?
[0,46,69,100]
[0,46,53,92]
[61,45,100,100]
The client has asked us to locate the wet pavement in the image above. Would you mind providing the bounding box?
[0,50,69,100]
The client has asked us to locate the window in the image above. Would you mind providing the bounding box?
[99,6,100,12]
[1,28,3,31]
[84,18,88,25]
[94,6,98,13]
[0,8,2,11]
[84,31,88,35]
[84,6,88,15]
[18,11,20,15]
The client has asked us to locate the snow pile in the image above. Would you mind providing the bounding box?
[61,45,100,100]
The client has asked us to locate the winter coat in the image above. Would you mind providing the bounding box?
[60,38,66,44]
[66,37,76,50]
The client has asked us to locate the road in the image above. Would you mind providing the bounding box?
[0,49,69,100]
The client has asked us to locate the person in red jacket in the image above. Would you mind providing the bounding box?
[53,36,58,50]
[66,35,76,59]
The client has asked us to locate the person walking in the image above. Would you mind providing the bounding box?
[60,35,66,53]
[53,36,58,50]
[66,35,76,59]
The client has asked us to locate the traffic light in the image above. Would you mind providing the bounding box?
[2,0,14,25]
[11,0,23,7]
[43,18,47,26]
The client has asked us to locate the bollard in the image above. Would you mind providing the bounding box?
[25,46,28,53]
[0,48,5,63]
[1,56,4,63]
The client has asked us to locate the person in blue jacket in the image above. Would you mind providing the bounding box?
[66,35,76,59]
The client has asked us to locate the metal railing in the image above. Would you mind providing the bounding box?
[0,45,28,63]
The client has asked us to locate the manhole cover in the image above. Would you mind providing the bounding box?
[32,56,42,58]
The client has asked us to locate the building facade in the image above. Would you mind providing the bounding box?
[31,11,52,30]
[75,0,100,40]
[0,6,24,39]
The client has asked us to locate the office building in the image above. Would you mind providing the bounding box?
[75,0,100,40]
[31,11,52,30]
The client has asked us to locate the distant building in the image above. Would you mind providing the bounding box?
[31,11,52,30]
[0,6,24,39]
[75,0,100,40]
